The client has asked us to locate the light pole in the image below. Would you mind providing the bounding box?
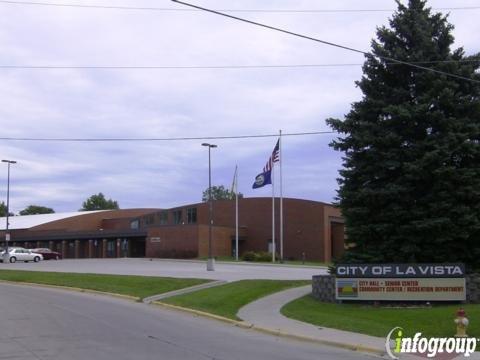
[2,159,16,258]
[202,143,217,271]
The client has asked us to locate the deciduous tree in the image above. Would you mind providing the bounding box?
[81,193,119,211]
[19,205,55,215]
[202,185,243,202]
[0,201,13,217]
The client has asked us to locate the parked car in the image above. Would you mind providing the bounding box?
[31,248,62,260]
[0,247,24,262]
[1,246,24,253]
[3,248,43,263]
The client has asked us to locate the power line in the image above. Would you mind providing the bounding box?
[0,131,336,142]
[0,59,478,70]
[171,0,480,85]
[0,64,360,70]
[0,0,479,13]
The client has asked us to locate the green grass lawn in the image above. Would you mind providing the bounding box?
[0,269,209,300]
[162,279,310,320]
[282,295,480,339]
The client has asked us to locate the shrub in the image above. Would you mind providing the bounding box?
[256,251,273,262]
[241,251,276,262]
[242,251,257,261]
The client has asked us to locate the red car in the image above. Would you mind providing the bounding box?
[31,248,62,260]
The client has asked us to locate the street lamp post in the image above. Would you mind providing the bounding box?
[2,159,16,259]
[201,143,217,271]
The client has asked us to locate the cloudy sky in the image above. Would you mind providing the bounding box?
[0,0,478,213]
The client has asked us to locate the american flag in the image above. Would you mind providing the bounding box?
[263,139,280,172]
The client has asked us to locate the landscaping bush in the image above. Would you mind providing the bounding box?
[242,251,257,261]
[256,251,273,262]
[241,251,275,262]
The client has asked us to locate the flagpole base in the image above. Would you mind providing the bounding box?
[206,258,215,271]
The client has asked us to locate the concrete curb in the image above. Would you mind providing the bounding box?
[214,262,328,270]
[0,280,140,302]
[0,280,385,357]
[152,301,386,357]
[252,325,386,356]
[136,257,327,270]
[151,301,253,329]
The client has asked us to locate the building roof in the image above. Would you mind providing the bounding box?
[0,211,106,231]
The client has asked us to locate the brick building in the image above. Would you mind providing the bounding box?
[0,198,344,262]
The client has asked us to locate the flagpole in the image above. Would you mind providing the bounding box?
[251,139,279,263]
[279,130,284,262]
[235,166,239,261]
[272,163,276,263]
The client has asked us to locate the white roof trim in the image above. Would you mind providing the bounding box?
[0,211,107,231]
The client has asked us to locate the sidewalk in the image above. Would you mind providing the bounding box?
[236,286,476,360]
[237,285,386,356]
[143,280,227,303]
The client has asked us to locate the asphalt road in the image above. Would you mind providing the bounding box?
[0,283,375,360]
[0,258,326,281]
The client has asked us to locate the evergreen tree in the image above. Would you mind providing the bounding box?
[327,0,480,269]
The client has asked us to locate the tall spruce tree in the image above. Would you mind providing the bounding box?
[327,0,480,269]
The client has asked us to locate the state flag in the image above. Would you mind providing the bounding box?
[252,170,272,189]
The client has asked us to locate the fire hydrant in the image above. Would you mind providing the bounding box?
[454,308,469,337]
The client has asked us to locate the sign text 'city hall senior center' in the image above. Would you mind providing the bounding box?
[335,264,466,301]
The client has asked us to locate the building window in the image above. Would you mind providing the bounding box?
[145,215,155,226]
[159,210,168,225]
[187,208,197,224]
[173,210,183,225]
[130,219,139,229]
[107,240,115,258]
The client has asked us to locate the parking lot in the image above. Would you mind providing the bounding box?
[0,258,326,281]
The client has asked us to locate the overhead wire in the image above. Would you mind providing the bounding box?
[0,131,336,142]
[171,0,480,84]
[0,59,479,70]
[0,0,479,13]
[0,0,477,79]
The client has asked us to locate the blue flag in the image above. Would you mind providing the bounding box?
[252,170,272,189]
